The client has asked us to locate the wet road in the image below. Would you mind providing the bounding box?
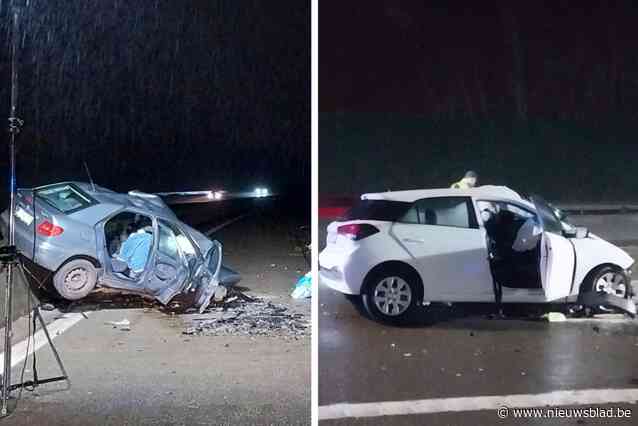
[318,214,638,424]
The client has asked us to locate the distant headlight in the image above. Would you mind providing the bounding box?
[207,190,223,200]
[254,187,269,197]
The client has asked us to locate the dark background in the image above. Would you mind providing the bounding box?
[320,0,638,201]
[0,0,309,205]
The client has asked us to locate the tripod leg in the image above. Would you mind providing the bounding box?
[1,262,14,415]
[33,308,70,387]
[15,265,70,389]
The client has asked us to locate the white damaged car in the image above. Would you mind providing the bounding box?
[319,186,636,323]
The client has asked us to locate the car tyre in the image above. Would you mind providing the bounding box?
[580,265,632,313]
[53,259,98,300]
[362,265,422,325]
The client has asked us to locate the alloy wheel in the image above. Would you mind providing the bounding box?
[595,271,627,298]
[373,276,412,316]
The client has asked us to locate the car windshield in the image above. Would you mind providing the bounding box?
[342,199,412,221]
[36,183,97,214]
[530,195,563,235]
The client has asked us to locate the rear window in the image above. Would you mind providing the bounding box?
[398,197,478,229]
[342,200,412,221]
[36,184,97,214]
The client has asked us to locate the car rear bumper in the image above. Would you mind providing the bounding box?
[319,265,358,294]
[319,246,366,294]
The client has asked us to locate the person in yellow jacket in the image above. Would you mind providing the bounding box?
[451,170,478,189]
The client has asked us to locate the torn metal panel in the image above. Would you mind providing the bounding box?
[577,291,636,317]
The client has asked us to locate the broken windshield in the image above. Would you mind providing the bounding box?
[530,195,563,235]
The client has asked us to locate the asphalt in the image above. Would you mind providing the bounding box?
[0,202,310,425]
[318,214,638,425]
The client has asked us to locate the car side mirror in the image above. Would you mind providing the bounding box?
[576,226,588,238]
[565,226,588,239]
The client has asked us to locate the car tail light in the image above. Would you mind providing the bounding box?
[337,223,379,241]
[37,221,64,237]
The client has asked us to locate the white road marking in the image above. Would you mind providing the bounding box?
[563,317,634,323]
[319,388,638,420]
[0,312,86,369]
[204,213,250,236]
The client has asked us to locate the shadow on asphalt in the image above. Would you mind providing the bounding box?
[52,285,256,315]
[343,296,635,331]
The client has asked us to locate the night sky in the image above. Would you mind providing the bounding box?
[0,0,309,199]
[320,1,638,200]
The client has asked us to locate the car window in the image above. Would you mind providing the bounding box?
[158,219,199,260]
[530,195,563,235]
[398,197,477,229]
[104,211,153,256]
[36,183,97,214]
[342,200,412,221]
[158,222,179,258]
[175,232,197,257]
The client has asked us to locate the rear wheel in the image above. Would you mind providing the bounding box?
[53,259,98,300]
[362,266,422,324]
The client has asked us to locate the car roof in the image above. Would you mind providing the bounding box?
[361,185,525,203]
[30,181,178,223]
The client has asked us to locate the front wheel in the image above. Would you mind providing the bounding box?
[362,267,421,324]
[53,259,98,300]
[581,265,632,313]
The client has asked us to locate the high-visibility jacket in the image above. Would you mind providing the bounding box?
[450,178,473,189]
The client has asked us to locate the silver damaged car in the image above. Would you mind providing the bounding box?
[0,182,240,312]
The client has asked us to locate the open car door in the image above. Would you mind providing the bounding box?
[531,196,575,301]
[145,219,190,304]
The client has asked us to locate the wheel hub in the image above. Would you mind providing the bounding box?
[595,271,627,298]
[373,276,412,316]
[65,267,88,291]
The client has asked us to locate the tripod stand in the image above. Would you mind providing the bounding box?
[0,249,71,415]
[1,2,71,417]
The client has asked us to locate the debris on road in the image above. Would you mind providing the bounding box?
[291,272,311,299]
[182,288,310,337]
[542,312,567,322]
[213,286,228,302]
[105,318,131,331]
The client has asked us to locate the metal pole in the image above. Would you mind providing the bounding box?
[2,5,21,416]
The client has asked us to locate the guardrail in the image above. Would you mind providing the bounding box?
[555,205,638,215]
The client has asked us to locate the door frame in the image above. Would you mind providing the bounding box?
[95,208,157,292]
[390,195,494,302]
